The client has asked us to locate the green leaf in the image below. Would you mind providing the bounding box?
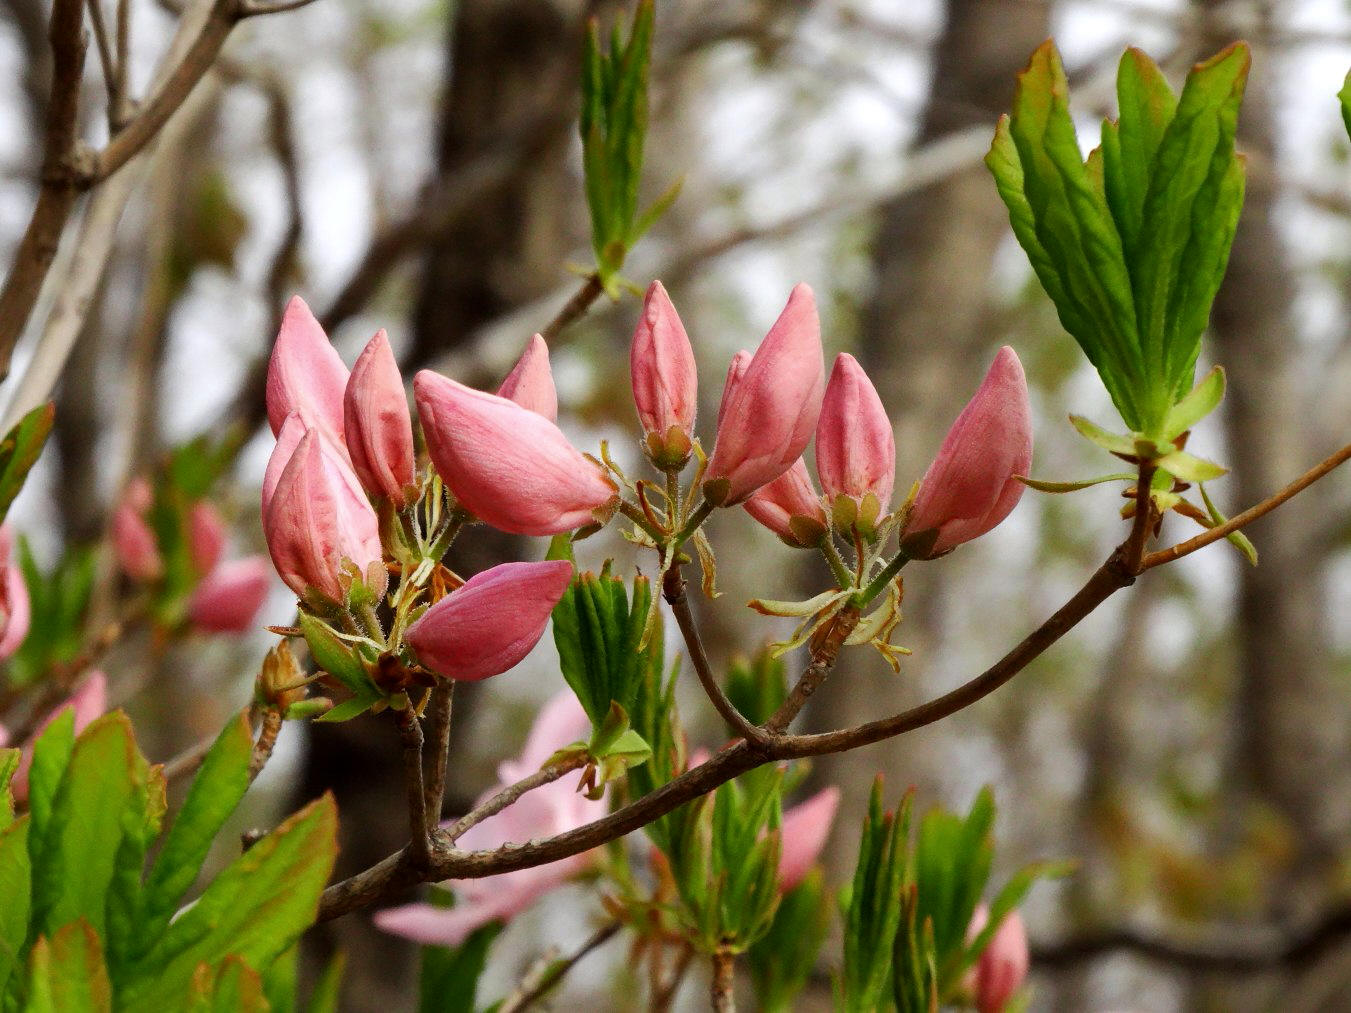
[1341,69,1351,140]
[103,739,164,974]
[1017,472,1137,493]
[299,614,381,699]
[419,920,501,1013]
[1200,483,1258,565]
[1068,415,1138,457]
[121,795,339,1008]
[0,816,31,998]
[313,694,380,724]
[0,402,53,524]
[1102,48,1177,259]
[307,951,345,1013]
[203,956,269,1012]
[746,870,830,1013]
[1156,450,1227,483]
[1163,365,1225,438]
[138,711,253,948]
[26,920,112,1013]
[0,747,19,828]
[841,779,908,1012]
[26,709,75,849]
[31,713,136,941]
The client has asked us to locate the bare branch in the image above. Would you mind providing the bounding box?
[235,0,320,16]
[398,709,432,869]
[248,708,282,782]
[445,752,589,845]
[539,273,605,343]
[498,921,621,1013]
[422,682,454,822]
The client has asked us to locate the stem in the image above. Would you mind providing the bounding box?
[539,272,604,342]
[663,567,771,749]
[763,606,860,734]
[710,948,735,1012]
[359,602,385,645]
[446,752,589,844]
[422,682,454,823]
[1122,460,1158,574]
[821,538,854,589]
[1142,440,1351,570]
[618,497,668,541]
[248,708,283,782]
[498,921,621,1013]
[398,709,432,868]
[652,945,694,1012]
[856,549,910,606]
[674,498,716,547]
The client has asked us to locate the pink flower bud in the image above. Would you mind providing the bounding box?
[631,281,697,467]
[705,284,824,505]
[975,908,1029,1013]
[717,350,752,425]
[12,671,107,803]
[413,371,617,536]
[261,412,307,518]
[405,560,573,681]
[187,501,226,575]
[777,786,839,891]
[264,430,383,603]
[901,347,1032,559]
[496,334,558,422]
[266,296,350,451]
[188,556,272,633]
[112,482,163,582]
[744,458,827,548]
[817,353,895,537]
[344,329,416,506]
[0,527,29,661]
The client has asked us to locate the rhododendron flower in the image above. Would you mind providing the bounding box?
[744,458,828,548]
[344,329,416,507]
[631,280,697,467]
[112,478,163,581]
[777,786,840,890]
[901,346,1032,559]
[496,334,558,422]
[265,296,350,452]
[264,429,383,602]
[0,526,29,661]
[10,671,107,803]
[405,560,573,681]
[816,352,895,537]
[717,350,752,425]
[188,557,272,634]
[187,501,226,575]
[374,692,602,946]
[966,905,1029,1013]
[413,371,617,536]
[705,284,824,505]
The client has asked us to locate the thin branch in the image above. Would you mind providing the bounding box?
[235,0,319,16]
[710,948,736,1012]
[85,0,118,126]
[662,566,770,749]
[398,709,432,868]
[422,682,454,822]
[113,0,130,125]
[446,752,589,845]
[498,921,622,1013]
[763,605,860,734]
[539,272,605,343]
[248,708,282,782]
[1122,460,1157,573]
[1142,440,1351,570]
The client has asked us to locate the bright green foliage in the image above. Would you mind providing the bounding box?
[0,403,52,525]
[724,648,788,730]
[552,564,654,727]
[418,912,502,1013]
[988,41,1249,438]
[745,869,831,1012]
[839,779,908,1011]
[0,709,339,1011]
[623,610,682,851]
[1340,69,1351,141]
[579,0,679,292]
[661,765,784,955]
[300,613,384,723]
[9,540,96,690]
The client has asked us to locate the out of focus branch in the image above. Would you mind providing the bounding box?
[1032,904,1351,973]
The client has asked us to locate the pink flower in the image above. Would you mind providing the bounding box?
[111,479,163,581]
[901,347,1032,559]
[743,458,827,548]
[0,526,30,661]
[11,671,107,803]
[816,353,895,537]
[263,429,383,603]
[413,371,617,536]
[261,413,307,517]
[717,350,752,425]
[265,296,350,452]
[777,786,839,891]
[374,692,602,946]
[406,560,573,681]
[187,502,226,575]
[344,329,416,507]
[704,284,824,505]
[631,281,697,467]
[496,334,558,423]
[970,906,1029,1013]
[188,557,272,633]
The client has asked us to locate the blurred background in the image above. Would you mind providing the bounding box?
[4,0,1351,1009]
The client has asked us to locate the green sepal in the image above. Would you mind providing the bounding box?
[313,693,382,724]
[1162,365,1225,439]
[299,613,382,700]
[1200,483,1258,565]
[1068,415,1140,457]
[1155,449,1227,483]
[1017,472,1137,493]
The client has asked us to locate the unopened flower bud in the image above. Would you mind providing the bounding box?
[257,639,308,711]
[344,329,416,506]
[777,787,840,891]
[704,284,824,505]
[817,353,895,539]
[266,296,350,452]
[744,458,828,548]
[112,479,163,581]
[188,556,271,634]
[497,334,558,422]
[631,281,697,469]
[0,526,29,661]
[187,501,227,575]
[972,906,1029,1013]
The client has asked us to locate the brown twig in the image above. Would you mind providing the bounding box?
[763,606,860,734]
[498,920,622,1013]
[445,752,589,845]
[539,272,605,342]
[398,708,432,868]
[710,947,736,1012]
[248,708,282,782]
[1122,460,1157,573]
[422,682,454,822]
[662,566,770,749]
[1141,440,1351,570]
[652,943,694,1012]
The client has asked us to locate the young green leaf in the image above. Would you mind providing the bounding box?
[1163,365,1225,439]
[26,920,112,1013]
[0,816,31,998]
[299,614,382,700]
[0,402,53,524]
[419,920,502,1013]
